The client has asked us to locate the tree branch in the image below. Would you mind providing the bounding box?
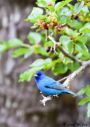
[58,46,83,65]
[63,60,90,87]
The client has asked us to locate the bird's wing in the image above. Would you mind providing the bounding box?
[44,76,68,90]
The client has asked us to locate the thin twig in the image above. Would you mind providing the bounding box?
[71,43,75,55]
[63,60,90,87]
[46,29,49,41]
[57,76,69,83]
[48,35,59,54]
[58,46,83,65]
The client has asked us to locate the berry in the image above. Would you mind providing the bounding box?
[39,20,43,24]
[34,23,38,26]
[44,25,48,29]
[57,22,60,26]
[42,22,46,26]
[74,16,78,20]
[46,47,51,52]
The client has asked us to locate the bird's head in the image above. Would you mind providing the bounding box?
[34,71,45,81]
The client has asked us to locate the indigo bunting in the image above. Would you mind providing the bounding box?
[34,71,78,96]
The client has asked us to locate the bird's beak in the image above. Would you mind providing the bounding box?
[34,74,38,77]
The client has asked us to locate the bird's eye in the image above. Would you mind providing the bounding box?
[38,74,41,76]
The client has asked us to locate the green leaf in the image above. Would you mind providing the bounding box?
[12,48,29,58]
[57,7,72,16]
[69,20,83,29]
[30,58,52,67]
[67,4,74,13]
[59,35,73,53]
[57,15,71,24]
[35,47,48,56]
[67,61,80,72]
[0,39,23,53]
[81,6,89,13]
[31,25,38,29]
[82,86,90,96]
[74,1,84,14]
[47,6,55,11]
[24,48,35,59]
[78,97,90,105]
[64,27,74,36]
[55,0,72,11]
[44,41,54,47]
[36,0,47,7]
[75,53,82,59]
[77,89,85,96]
[43,59,60,71]
[19,66,44,82]
[27,32,41,44]
[25,7,45,23]
[80,23,90,33]
[75,42,88,54]
[59,35,70,44]
[8,38,23,48]
[52,62,68,75]
[87,102,90,117]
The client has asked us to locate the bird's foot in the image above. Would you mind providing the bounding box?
[40,95,52,106]
[53,95,59,98]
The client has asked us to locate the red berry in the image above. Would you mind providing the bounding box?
[39,20,43,24]
[44,25,48,29]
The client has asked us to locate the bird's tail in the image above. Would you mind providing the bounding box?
[64,90,80,96]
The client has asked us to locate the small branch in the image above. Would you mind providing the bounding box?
[40,94,52,106]
[46,29,49,41]
[63,60,90,87]
[48,35,59,54]
[57,76,69,83]
[71,43,75,55]
[58,46,83,65]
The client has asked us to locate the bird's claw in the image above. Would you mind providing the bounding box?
[53,95,59,98]
[40,95,52,106]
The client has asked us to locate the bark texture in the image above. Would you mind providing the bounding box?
[0,0,90,127]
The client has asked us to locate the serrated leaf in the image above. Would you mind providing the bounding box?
[12,48,29,58]
[52,62,68,75]
[47,6,55,11]
[57,15,71,24]
[0,39,23,53]
[55,0,72,11]
[75,42,88,54]
[35,47,48,56]
[24,48,35,59]
[30,58,52,67]
[82,86,90,96]
[80,23,90,33]
[43,59,60,71]
[25,7,45,23]
[19,66,44,82]
[36,0,47,7]
[31,25,38,29]
[69,20,83,29]
[44,41,54,47]
[74,1,84,14]
[27,32,41,44]
[64,27,74,36]
[60,35,71,44]
[77,89,85,96]
[78,97,90,105]
[67,60,80,72]
[57,7,72,16]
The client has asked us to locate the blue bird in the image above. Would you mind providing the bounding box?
[34,71,78,96]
